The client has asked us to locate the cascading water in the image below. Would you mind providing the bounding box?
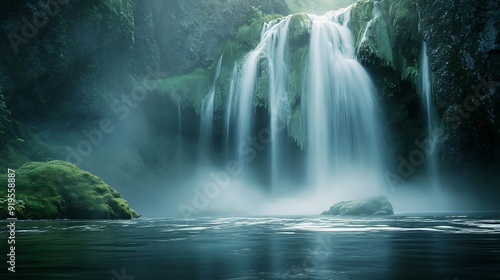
[224,63,239,157]
[227,16,293,174]
[226,6,388,196]
[420,41,438,187]
[199,55,223,160]
[305,8,387,195]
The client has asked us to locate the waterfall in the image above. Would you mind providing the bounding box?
[199,55,223,159]
[420,41,438,186]
[224,63,239,157]
[226,6,388,196]
[230,16,293,171]
[265,17,292,192]
[305,8,387,194]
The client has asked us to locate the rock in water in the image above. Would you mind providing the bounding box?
[321,196,394,216]
[0,161,140,219]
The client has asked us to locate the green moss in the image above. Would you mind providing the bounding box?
[351,1,394,67]
[289,106,306,149]
[288,13,312,47]
[254,58,272,109]
[288,46,309,106]
[350,0,420,73]
[0,160,140,219]
[236,7,283,51]
[150,69,211,114]
[401,64,419,84]
[348,0,425,164]
[287,45,309,148]
[286,0,357,14]
[222,13,310,147]
[389,0,419,66]
[349,0,375,47]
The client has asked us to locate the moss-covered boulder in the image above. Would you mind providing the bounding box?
[321,196,394,216]
[288,13,312,46]
[0,160,139,220]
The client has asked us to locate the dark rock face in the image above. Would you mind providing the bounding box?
[0,0,498,202]
[0,0,135,123]
[349,0,500,191]
[321,196,394,216]
[349,0,426,174]
[133,0,161,74]
[151,0,290,75]
[418,0,500,183]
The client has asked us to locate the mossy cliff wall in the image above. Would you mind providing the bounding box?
[0,0,136,169]
[202,0,500,188]
[418,0,500,187]
[349,0,425,176]
[0,0,498,196]
[151,0,290,75]
[350,0,499,187]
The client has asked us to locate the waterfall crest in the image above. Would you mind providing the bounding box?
[305,8,387,194]
[224,7,388,196]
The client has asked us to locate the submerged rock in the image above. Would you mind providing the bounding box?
[321,196,394,216]
[0,161,140,220]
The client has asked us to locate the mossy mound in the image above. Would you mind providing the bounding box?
[321,196,394,216]
[0,160,140,220]
[288,13,312,46]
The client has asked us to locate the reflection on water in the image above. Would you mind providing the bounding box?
[2,214,500,279]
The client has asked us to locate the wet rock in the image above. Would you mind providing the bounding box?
[321,196,394,216]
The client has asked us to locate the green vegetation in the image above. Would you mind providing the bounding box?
[226,7,284,61]
[216,8,284,112]
[287,44,309,148]
[238,7,283,49]
[350,0,420,77]
[148,69,211,114]
[286,0,357,15]
[255,60,271,109]
[288,45,308,106]
[348,0,426,165]
[289,106,306,148]
[0,161,140,219]
[220,12,311,147]
[288,13,312,46]
[349,0,375,51]
[350,0,394,68]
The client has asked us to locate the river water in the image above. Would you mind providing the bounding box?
[3,213,500,279]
